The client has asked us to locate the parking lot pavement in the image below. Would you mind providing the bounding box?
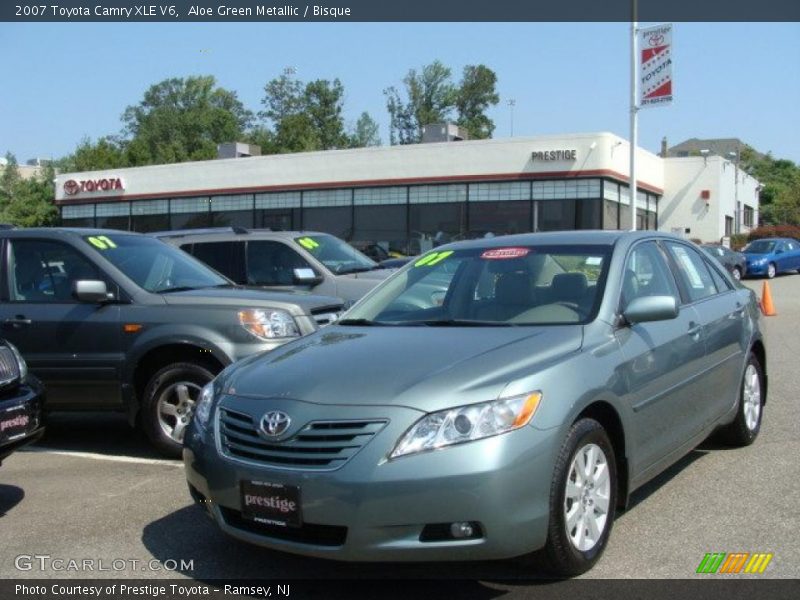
[0,274,798,583]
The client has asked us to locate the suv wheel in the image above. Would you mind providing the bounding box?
[141,362,215,458]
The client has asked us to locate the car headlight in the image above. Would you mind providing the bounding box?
[6,342,28,381]
[194,382,215,429]
[238,308,300,340]
[389,392,542,459]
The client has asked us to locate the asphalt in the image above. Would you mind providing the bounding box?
[0,274,798,590]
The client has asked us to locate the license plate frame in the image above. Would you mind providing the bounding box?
[240,480,302,528]
[0,404,33,443]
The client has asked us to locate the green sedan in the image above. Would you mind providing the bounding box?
[184,230,766,576]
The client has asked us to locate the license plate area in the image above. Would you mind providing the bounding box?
[240,480,302,527]
[0,405,33,442]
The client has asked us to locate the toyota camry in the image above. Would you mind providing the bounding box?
[184,231,766,575]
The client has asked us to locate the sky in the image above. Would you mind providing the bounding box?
[1,21,799,164]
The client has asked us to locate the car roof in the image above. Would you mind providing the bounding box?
[0,227,145,239]
[150,228,326,241]
[435,229,685,251]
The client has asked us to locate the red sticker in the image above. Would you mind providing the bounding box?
[481,247,530,260]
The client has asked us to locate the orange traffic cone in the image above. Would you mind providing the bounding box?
[761,281,777,317]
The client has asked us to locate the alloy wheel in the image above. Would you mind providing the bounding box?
[157,381,201,443]
[564,443,611,552]
[743,363,761,431]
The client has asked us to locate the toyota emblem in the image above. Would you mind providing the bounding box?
[260,411,291,437]
[63,179,80,195]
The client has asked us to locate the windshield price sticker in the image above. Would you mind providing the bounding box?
[481,247,530,260]
[297,237,320,250]
[414,251,453,267]
[86,235,117,250]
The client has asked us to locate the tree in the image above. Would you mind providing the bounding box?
[0,161,58,227]
[349,112,381,148]
[455,65,499,139]
[303,79,348,149]
[0,152,21,211]
[384,61,499,144]
[121,75,253,165]
[259,67,305,127]
[739,148,800,225]
[58,137,128,172]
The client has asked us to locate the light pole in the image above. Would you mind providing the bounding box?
[507,99,516,137]
[729,147,740,233]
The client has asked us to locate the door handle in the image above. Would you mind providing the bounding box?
[687,322,703,339]
[3,317,32,326]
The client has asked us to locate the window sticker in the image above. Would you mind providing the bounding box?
[414,251,453,267]
[585,256,603,266]
[480,247,530,260]
[86,235,117,250]
[672,246,704,289]
[296,237,320,250]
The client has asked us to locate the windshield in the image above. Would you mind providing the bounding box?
[83,234,229,293]
[342,244,611,326]
[743,240,776,254]
[295,234,378,274]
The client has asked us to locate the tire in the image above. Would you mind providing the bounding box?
[141,362,216,458]
[539,418,617,576]
[718,353,764,447]
[732,267,742,281]
[766,263,776,279]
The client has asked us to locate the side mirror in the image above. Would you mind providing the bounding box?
[73,280,110,303]
[293,268,323,286]
[623,295,678,324]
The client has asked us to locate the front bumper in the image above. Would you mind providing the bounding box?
[745,261,768,276]
[184,396,560,562]
[0,377,46,462]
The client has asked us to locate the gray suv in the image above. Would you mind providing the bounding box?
[0,228,343,456]
[154,229,393,303]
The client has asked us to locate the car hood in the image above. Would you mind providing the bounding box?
[337,268,396,281]
[161,287,342,313]
[743,252,771,261]
[223,325,583,413]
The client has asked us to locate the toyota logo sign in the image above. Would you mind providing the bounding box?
[260,411,291,438]
[63,179,80,195]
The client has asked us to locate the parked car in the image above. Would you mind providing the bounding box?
[742,237,800,278]
[0,228,343,457]
[153,228,394,303]
[184,231,766,575]
[0,339,45,466]
[700,244,747,280]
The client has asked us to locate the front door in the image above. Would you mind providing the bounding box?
[0,238,123,409]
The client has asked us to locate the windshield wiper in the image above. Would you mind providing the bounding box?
[338,318,388,326]
[155,286,198,294]
[403,319,515,327]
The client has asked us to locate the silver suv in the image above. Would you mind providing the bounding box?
[154,229,394,303]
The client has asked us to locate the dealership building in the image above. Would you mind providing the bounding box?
[55,131,760,252]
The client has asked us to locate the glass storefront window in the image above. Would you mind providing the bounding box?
[257,209,299,230]
[537,199,577,231]
[468,200,531,238]
[353,205,407,252]
[408,202,466,254]
[303,207,352,239]
[603,199,619,230]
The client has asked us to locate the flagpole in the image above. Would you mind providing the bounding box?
[630,1,638,231]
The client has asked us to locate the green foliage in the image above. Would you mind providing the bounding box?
[58,137,128,172]
[384,61,499,144]
[0,158,58,227]
[121,75,253,165]
[746,224,800,241]
[349,112,381,148]
[740,147,800,226]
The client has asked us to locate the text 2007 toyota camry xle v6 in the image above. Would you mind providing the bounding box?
[184,231,766,575]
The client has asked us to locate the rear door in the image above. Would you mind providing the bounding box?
[615,240,707,472]
[663,241,745,426]
[0,237,123,409]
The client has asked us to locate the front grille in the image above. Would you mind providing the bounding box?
[219,506,347,547]
[218,408,386,470]
[310,305,343,327]
[0,347,20,387]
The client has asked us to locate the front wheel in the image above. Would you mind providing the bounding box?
[718,353,764,446]
[141,362,216,458]
[539,418,617,576]
[766,263,776,279]
[732,266,742,281]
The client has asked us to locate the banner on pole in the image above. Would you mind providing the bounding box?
[639,23,673,108]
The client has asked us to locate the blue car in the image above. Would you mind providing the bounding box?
[742,238,800,278]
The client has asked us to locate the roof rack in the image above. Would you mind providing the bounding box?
[149,226,251,238]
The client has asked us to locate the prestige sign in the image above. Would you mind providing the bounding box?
[63,177,124,195]
[639,23,674,108]
[531,149,577,161]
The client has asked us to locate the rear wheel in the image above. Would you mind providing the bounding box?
[719,353,764,446]
[141,362,216,458]
[538,418,617,576]
[731,266,742,281]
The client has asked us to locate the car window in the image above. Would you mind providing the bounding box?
[665,242,719,303]
[621,242,678,308]
[744,240,775,254]
[344,244,611,326]
[294,234,377,275]
[706,259,732,292]
[8,239,102,303]
[186,241,246,283]
[246,241,313,286]
[787,241,797,251]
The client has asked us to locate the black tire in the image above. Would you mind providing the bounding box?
[766,262,776,279]
[140,362,216,458]
[718,353,764,447]
[732,267,742,281]
[538,418,617,577]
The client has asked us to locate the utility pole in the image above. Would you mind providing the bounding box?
[729,145,741,233]
[508,99,516,137]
